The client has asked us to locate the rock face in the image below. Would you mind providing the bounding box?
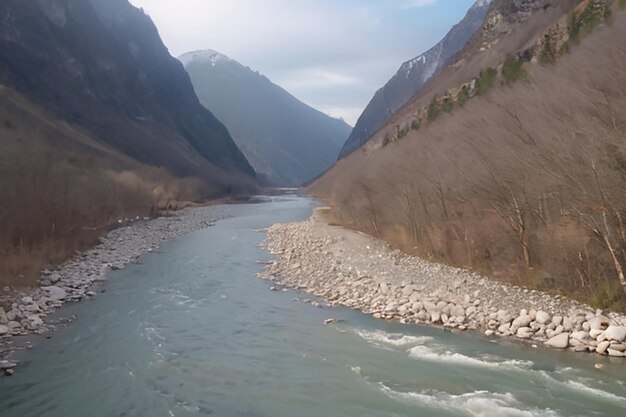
[338,0,491,158]
[0,0,256,187]
[181,50,351,186]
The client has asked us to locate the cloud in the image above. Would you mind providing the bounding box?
[130,0,475,123]
[279,68,361,90]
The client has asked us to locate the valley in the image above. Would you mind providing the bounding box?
[1,0,625,414]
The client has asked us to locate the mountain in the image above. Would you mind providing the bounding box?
[0,0,256,185]
[338,0,492,158]
[0,0,257,285]
[310,0,626,309]
[180,50,351,186]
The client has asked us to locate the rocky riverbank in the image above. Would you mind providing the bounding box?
[259,208,626,360]
[0,205,228,373]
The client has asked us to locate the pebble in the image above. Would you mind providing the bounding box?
[257,213,626,360]
[1,205,227,367]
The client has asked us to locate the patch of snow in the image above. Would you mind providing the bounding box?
[178,49,232,67]
[471,0,492,10]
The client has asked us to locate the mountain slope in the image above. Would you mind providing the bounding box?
[0,0,256,186]
[338,0,492,158]
[0,0,257,285]
[311,1,626,308]
[181,50,351,186]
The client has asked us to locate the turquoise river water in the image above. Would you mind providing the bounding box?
[0,196,625,416]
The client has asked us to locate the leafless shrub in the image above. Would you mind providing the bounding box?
[310,13,626,310]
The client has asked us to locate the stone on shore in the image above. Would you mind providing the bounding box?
[516,327,534,339]
[604,326,626,343]
[511,315,532,330]
[607,348,626,357]
[258,212,626,360]
[0,324,9,335]
[596,341,610,355]
[0,360,17,370]
[535,311,550,325]
[545,333,569,349]
[587,316,610,331]
[42,286,67,301]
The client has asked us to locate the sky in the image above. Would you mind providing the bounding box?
[130,0,477,125]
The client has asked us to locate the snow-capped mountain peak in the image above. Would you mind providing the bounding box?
[178,49,232,67]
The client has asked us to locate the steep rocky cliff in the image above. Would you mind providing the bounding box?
[0,0,257,285]
[0,0,256,185]
[338,0,492,158]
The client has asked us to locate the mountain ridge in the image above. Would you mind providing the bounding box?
[181,49,351,186]
[338,0,492,158]
[0,0,256,184]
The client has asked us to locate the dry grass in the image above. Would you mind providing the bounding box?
[0,90,217,286]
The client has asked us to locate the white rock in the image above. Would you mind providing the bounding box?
[517,327,534,339]
[498,323,512,333]
[42,286,67,301]
[552,315,563,326]
[589,329,604,338]
[611,343,626,352]
[571,330,589,341]
[545,333,569,349]
[535,311,550,325]
[605,326,626,343]
[607,348,626,357]
[430,311,441,324]
[596,341,610,355]
[0,308,7,325]
[562,317,574,331]
[0,324,9,335]
[512,315,532,330]
[588,316,610,331]
[423,301,437,312]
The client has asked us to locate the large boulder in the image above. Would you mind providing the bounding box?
[0,324,9,335]
[596,341,610,355]
[516,327,534,339]
[588,316,610,331]
[545,332,569,349]
[535,311,550,325]
[42,286,67,301]
[605,326,626,343]
[511,315,532,330]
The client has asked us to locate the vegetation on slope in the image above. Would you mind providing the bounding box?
[0,90,215,286]
[311,7,626,310]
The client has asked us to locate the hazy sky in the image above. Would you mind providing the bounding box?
[130,0,476,125]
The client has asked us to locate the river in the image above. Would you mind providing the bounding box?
[1,196,625,416]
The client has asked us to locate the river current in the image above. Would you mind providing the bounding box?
[1,196,625,416]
